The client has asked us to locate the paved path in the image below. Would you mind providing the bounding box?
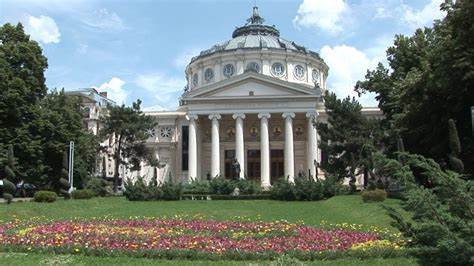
[0,197,33,203]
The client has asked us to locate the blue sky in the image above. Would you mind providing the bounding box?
[1,0,445,109]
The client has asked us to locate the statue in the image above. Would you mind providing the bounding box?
[232,158,241,180]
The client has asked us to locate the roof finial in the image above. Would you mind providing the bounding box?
[247,5,264,25]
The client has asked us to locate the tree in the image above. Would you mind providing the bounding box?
[36,90,100,189]
[0,23,48,180]
[376,152,473,266]
[99,100,158,192]
[355,0,474,177]
[317,92,384,190]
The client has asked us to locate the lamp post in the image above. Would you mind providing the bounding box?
[68,141,75,193]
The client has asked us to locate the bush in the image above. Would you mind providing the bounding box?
[34,191,57,203]
[270,177,326,201]
[123,177,182,201]
[161,182,183,200]
[2,179,16,194]
[3,193,13,204]
[71,189,96,199]
[85,177,113,197]
[183,180,211,195]
[361,189,387,202]
[209,177,235,195]
[235,179,261,195]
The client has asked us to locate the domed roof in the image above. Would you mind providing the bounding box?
[190,7,322,63]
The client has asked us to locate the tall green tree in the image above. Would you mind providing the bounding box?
[355,0,474,176]
[38,90,99,189]
[99,100,157,192]
[0,23,48,180]
[0,23,99,188]
[317,92,384,190]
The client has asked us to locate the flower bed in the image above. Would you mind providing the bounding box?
[0,217,406,260]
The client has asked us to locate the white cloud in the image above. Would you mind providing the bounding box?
[402,0,445,29]
[293,0,349,35]
[97,77,128,104]
[135,73,186,110]
[320,45,379,106]
[24,15,60,44]
[81,8,126,31]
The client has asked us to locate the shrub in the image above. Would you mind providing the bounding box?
[124,177,182,201]
[235,179,261,195]
[123,177,150,201]
[2,179,16,194]
[161,182,183,200]
[34,191,57,203]
[209,177,235,195]
[3,193,13,204]
[85,177,113,197]
[361,189,387,202]
[183,180,211,195]
[71,189,96,199]
[270,178,296,200]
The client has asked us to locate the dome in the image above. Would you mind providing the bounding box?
[185,6,328,92]
[190,7,322,63]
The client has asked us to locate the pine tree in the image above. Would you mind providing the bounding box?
[447,119,464,173]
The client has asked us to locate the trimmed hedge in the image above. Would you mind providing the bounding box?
[71,189,96,199]
[34,191,58,203]
[361,189,387,202]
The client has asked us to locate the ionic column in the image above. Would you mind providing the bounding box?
[208,114,221,178]
[258,113,271,188]
[186,114,198,181]
[282,112,295,182]
[306,111,318,179]
[232,113,246,179]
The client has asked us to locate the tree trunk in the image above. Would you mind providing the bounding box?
[113,135,122,193]
[363,167,368,188]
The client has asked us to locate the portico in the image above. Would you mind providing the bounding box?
[185,109,321,188]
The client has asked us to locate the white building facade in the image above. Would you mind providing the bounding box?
[72,7,381,188]
[136,8,380,187]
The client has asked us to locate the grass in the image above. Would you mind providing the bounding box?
[0,195,416,265]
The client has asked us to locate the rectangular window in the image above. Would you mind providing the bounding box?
[182,126,189,171]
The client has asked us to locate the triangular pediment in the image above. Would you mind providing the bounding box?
[183,72,319,99]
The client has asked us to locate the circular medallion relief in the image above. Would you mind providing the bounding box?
[223,64,235,77]
[246,62,260,73]
[159,127,172,138]
[294,65,305,80]
[295,125,304,136]
[273,126,282,137]
[192,73,198,87]
[227,127,236,138]
[271,62,285,77]
[204,68,214,82]
[249,126,259,137]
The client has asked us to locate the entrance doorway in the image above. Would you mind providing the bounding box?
[271,149,284,183]
[224,150,235,179]
[247,149,260,181]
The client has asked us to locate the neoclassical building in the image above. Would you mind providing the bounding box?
[69,8,381,187]
[132,7,380,187]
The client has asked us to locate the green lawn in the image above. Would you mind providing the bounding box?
[0,195,416,265]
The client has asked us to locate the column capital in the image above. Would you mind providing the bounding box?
[306,111,319,119]
[282,112,295,119]
[258,113,271,119]
[186,113,198,121]
[232,113,246,120]
[208,113,222,120]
